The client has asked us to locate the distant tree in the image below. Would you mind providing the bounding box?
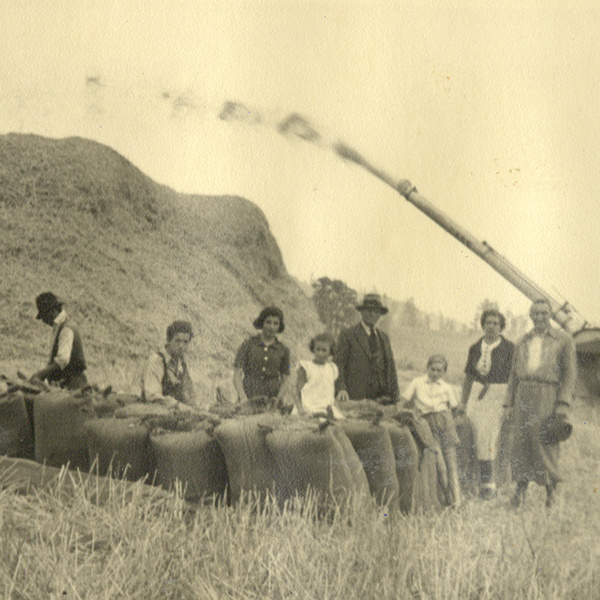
[400,297,421,327]
[312,277,359,339]
[437,311,456,333]
[423,314,432,330]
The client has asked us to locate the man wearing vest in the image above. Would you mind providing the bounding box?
[334,293,400,404]
[30,292,88,390]
[141,320,196,407]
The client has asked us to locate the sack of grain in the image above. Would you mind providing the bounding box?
[410,446,444,513]
[150,419,228,501]
[265,418,364,508]
[213,413,284,503]
[329,424,370,498]
[22,392,37,440]
[0,391,34,459]
[453,413,477,495]
[34,390,92,470]
[339,419,399,508]
[393,413,447,512]
[495,415,513,487]
[85,417,152,481]
[380,420,419,514]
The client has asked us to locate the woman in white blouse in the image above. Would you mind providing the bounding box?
[461,309,515,499]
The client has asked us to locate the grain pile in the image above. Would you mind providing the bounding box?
[0,133,321,401]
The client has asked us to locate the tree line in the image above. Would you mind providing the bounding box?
[311,277,529,340]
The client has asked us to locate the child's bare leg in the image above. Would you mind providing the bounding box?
[443,445,462,507]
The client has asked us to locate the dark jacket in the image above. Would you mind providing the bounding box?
[334,322,399,402]
[464,336,514,384]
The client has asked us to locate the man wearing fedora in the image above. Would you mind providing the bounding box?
[506,299,577,508]
[334,293,399,404]
[30,292,88,390]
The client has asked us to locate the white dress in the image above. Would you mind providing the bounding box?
[296,360,344,418]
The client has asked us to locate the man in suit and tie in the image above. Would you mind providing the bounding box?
[334,293,399,404]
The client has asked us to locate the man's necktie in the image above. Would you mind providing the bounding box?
[369,326,378,354]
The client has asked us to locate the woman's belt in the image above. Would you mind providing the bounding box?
[518,377,559,385]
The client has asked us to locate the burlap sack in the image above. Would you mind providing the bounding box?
[213,413,284,503]
[150,423,228,501]
[85,417,152,481]
[381,420,420,514]
[265,418,362,508]
[0,391,34,459]
[34,390,91,470]
[340,419,400,508]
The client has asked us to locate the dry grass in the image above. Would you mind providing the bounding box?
[0,399,598,599]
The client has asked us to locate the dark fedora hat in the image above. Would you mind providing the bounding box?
[356,293,388,315]
[35,292,63,319]
[540,413,573,445]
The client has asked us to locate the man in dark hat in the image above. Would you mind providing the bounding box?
[141,320,196,408]
[30,292,87,390]
[334,293,399,404]
[506,299,577,508]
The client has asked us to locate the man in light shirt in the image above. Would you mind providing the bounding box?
[506,299,577,508]
[141,320,196,408]
[30,292,87,390]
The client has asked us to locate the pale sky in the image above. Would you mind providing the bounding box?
[2,1,600,325]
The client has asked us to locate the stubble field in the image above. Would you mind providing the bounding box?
[1,349,599,599]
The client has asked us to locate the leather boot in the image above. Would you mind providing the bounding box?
[479,460,496,500]
[545,481,558,508]
[510,480,528,508]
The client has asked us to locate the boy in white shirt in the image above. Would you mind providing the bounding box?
[403,354,461,508]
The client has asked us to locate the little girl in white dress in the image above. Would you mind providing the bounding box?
[294,333,344,419]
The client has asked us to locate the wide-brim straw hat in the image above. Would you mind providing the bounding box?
[356,293,388,315]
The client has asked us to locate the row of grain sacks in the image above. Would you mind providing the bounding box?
[0,386,453,512]
[0,385,142,467]
[212,407,449,513]
[0,386,228,501]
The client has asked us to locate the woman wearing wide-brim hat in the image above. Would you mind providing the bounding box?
[233,306,291,405]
